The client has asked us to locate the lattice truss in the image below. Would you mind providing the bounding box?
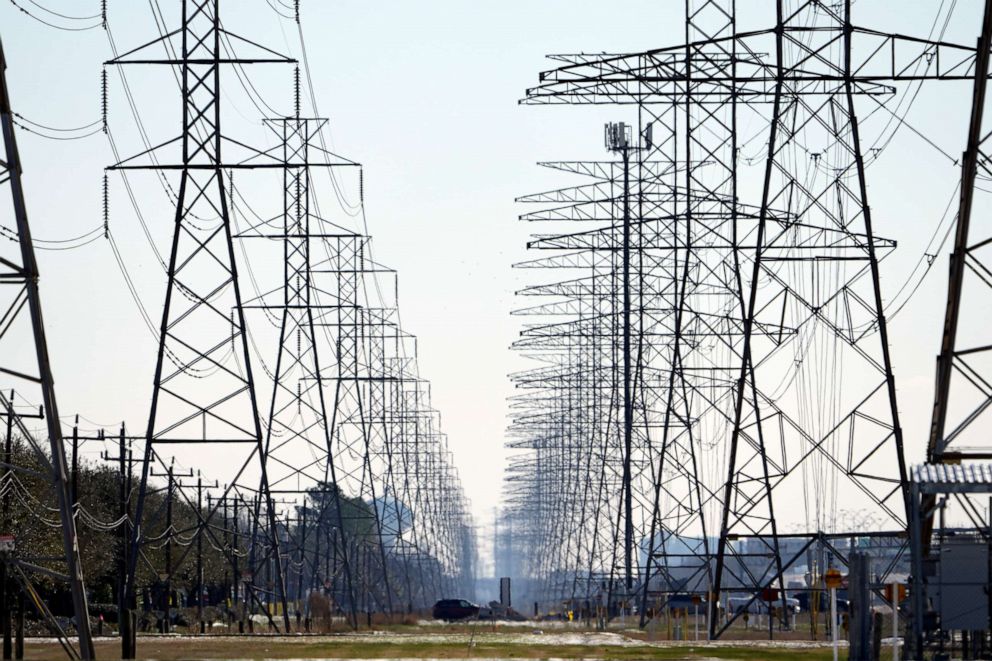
[0,39,94,659]
[927,0,992,494]
[99,0,475,627]
[501,0,984,629]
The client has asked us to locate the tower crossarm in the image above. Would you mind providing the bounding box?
[523,29,980,105]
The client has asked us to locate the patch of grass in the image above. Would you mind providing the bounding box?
[23,636,840,660]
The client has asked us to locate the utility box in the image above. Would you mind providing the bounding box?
[500,577,511,608]
[936,538,989,630]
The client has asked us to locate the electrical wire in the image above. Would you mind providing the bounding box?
[24,0,99,21]
[7,0,101,30]
[13,113,101,133]
[12,119,102,141]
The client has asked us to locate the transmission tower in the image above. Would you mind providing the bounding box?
[0,39,94,660]
[0,0,477,647]
[104,0,297,648]
[242,115,366,624]
[926,0,992,489]
[240,119,472,614]
[909,0,992,653]
[510,0,986,635]
[510,126,696,606]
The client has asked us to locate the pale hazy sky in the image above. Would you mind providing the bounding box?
[0,0,986,528]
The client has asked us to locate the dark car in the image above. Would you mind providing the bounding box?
[432,599,481,621]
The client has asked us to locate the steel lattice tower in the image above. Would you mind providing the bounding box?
[713,1,911,632]
[0,3,478,653]
[243,116,363,624]
[926,0,992,490]
[508,0,988,634]
[106,0,297,646]
[0,39,94,661]
[908,0,992,652]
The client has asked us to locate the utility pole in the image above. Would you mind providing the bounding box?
[606,122,635,595]
[247,493,258,632]
[117,427,131,657]
[2,392,12,661]
[100,426,135,656]
[145,459,192,635]
[233,493,242,634]
[162,461,176,633]
[70,419,78,510]
[164,461,175,634]
[313,513,322,594]
[197,472,205,633]
[298,504,307,617]
[166,468,217,637]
